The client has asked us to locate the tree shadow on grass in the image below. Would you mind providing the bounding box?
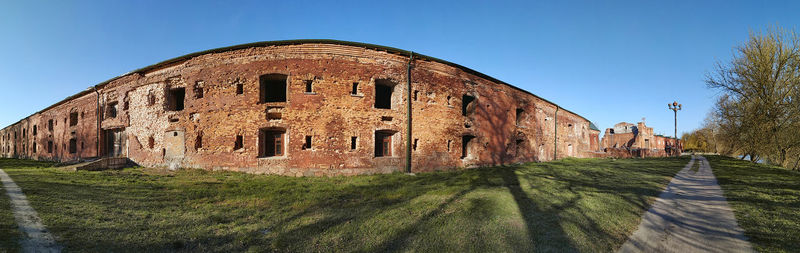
[0,157,688,252]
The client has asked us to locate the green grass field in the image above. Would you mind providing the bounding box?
[0,157,688,252]
[707,155,800,253]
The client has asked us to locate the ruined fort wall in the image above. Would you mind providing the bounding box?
[1,42,598,175]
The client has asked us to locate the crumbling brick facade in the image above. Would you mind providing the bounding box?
[600,121,682,158]
[1,40,601,176]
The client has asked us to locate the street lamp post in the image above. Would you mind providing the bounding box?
[668,101,682,156]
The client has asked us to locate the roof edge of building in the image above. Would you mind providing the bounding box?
[3,39,593,130]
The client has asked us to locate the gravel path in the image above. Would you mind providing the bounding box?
[0,168,61,253]
[618,155,754,253]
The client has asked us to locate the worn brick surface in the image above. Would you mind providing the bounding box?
[600,121,683,158]
[1,42,603,175]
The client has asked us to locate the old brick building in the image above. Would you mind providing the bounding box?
[600,121,682,157]
[0,40,601,176]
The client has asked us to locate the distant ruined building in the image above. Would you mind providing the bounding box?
[0,40,604,176]
[601,121,682,158]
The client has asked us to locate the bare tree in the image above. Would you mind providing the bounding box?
[706,27,800,167]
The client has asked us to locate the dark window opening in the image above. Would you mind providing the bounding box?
[33,125,37,136]
[413,139,418,151]
[259,74,287,103]
[447,140,452,152]
[374,130,394,157]
[568,123,573,128]
[259,128,285,157]
[47,141,53,153]
[81,141,84,150]
[32,142,36,153]
[236,83,244,95]
[302,135,312,150]
[69,138,77,154]
[107,102,118,118]
[123,101,128,110]
[195,81,204,98]
[462,94,476,116]
[148,136,155,149]
[351,82,359,95]
[195,134,203,150]
[381,116,392,121]
[70,112,79,126]
[516,108,524,126]
[374,80,394,109]
[167,88,186,111]
[413,90,419,101]
[461,135,475,159]
[305,80,313,93]
[234,135,243,150]
[446,95,452,106]
[350,136,357,150]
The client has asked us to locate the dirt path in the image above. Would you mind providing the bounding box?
[0,168,61,252]
[618,155,753,253]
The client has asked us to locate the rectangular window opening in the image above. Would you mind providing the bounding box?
[259,74,287,103]
[516,108,524,126]
[195,134,203,150]
[259,128,285,157]
[305,80,313,93]
[303,135,312,150]
[69,138,77,154]
[374,79,394,109]
[447,140,452,152]
[350,136,357,150]
[462,94,476,116]
[413,139,418,151]
[234,135,243,150]
[167,88,186,111]
[236,83,244,95]
[47,141,53,153]
[194,81,204,98]
[69,112,78,126]
[351,82,359,95]
[32,125,37,136]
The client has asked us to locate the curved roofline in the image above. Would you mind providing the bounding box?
[3,39,595,130]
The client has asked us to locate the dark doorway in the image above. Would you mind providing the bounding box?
[259,128,285,157]
[462,135,475,159]
[375,130,394,157]
[103,128,126,157]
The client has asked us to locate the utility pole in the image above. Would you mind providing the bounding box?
[668,101,682,156]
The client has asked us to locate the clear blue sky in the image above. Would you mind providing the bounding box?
[1,0,798,138]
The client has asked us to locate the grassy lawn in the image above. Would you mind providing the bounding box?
[0,157,688,252]
[707,155,800,253]
[0,173,20,253]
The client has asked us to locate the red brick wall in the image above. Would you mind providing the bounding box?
[1,42,598,175]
